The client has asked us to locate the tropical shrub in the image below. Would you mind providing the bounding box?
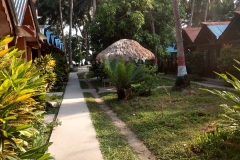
[217,44,240,79]
[51,53,69,89]
[131,65,160,96]
[34,55,56,91]
[0,36,53,159]
[185,51,206,80]
[104,59,158,99]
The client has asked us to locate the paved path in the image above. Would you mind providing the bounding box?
[162,74,234,90]
[49,68,103,160]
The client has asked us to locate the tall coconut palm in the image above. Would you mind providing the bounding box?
[188,0,195,27]
[149,9,158,64]
[238,0,240,10]
[172,0,189,89]
[204,0,209,21]
[59,0,66,56]
[92,0,96,20]
[69,0,73,71]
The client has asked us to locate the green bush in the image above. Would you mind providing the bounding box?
[185,51,206,80]
[217,44,240,79]
[34,55,56,91]
[51,53,69,89]
[0,36,53,159]
[131,65,160,96]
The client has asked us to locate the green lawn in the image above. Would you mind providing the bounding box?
[79,80,89,89]
[77,72,85,79]
[99,85,239,160]
[159,77,175,86]
[84,93,139,160]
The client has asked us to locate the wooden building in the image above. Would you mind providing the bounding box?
[182,28,200,54]
[184,22,230,77]
[0,0,64,61]
[218,11,240,46]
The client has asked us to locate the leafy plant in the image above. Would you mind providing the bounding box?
[0,36,53,159]
[104,59,144,99]
[202,60,240,129]
[132,66,160,96]
[185,51,206,80]
[51,53,69,89]
[34,55,56,91]
[217,44,240,79]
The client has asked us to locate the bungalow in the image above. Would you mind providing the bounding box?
[193,22,229,77]
[182,28,200,54]
[218,11,240,46]
[0,0,64,61]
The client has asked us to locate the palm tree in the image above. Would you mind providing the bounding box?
[204,0,209,21]
[92,0,96,21]
[69,0,73,71]
[59,0,66,56]
[172,0,189,89]
[148,9,157,64]
[188,0,195,27]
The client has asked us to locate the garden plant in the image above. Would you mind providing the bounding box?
[0,36,53,159]
[103,59,160,99]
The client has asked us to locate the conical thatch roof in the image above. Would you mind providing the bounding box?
[96,39,155,61]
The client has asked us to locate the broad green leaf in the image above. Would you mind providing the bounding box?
[38,153,51,160]
[19,131,33,137]
[15,124,32,132]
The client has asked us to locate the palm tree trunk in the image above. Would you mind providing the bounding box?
[172,0,189,88]
[75,27,81,65]
[149,9,157,65]
[238,0,240,10]
[188,0,195,27]
[59,0,66,56]
[92,0,96,21]
[69,0,73,71]
[204,0,209,21]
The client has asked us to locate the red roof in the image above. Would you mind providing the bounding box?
[201,21,230,25]
[182,28,201,42]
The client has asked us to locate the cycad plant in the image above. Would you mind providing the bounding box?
[0,36,52,159]
[104,59,147,99]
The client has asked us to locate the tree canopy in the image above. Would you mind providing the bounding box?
[36,0,239,61]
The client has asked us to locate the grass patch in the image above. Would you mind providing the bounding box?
[87,71,95,79]
[159,77,175,86]
[100,85,237,160]
[84,92,139,160]
[77,72,85,79]
[79,80,89,89]
[90,80,104,90]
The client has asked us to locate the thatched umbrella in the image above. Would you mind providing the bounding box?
[96,39,155,61]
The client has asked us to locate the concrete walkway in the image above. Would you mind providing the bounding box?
[49,68,103,160]
[162,74,235,90]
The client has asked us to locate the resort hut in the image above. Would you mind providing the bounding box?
[96,39,155,62]
[218,11,240,46]
[194,22,230,77]
[182,28,201,54]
